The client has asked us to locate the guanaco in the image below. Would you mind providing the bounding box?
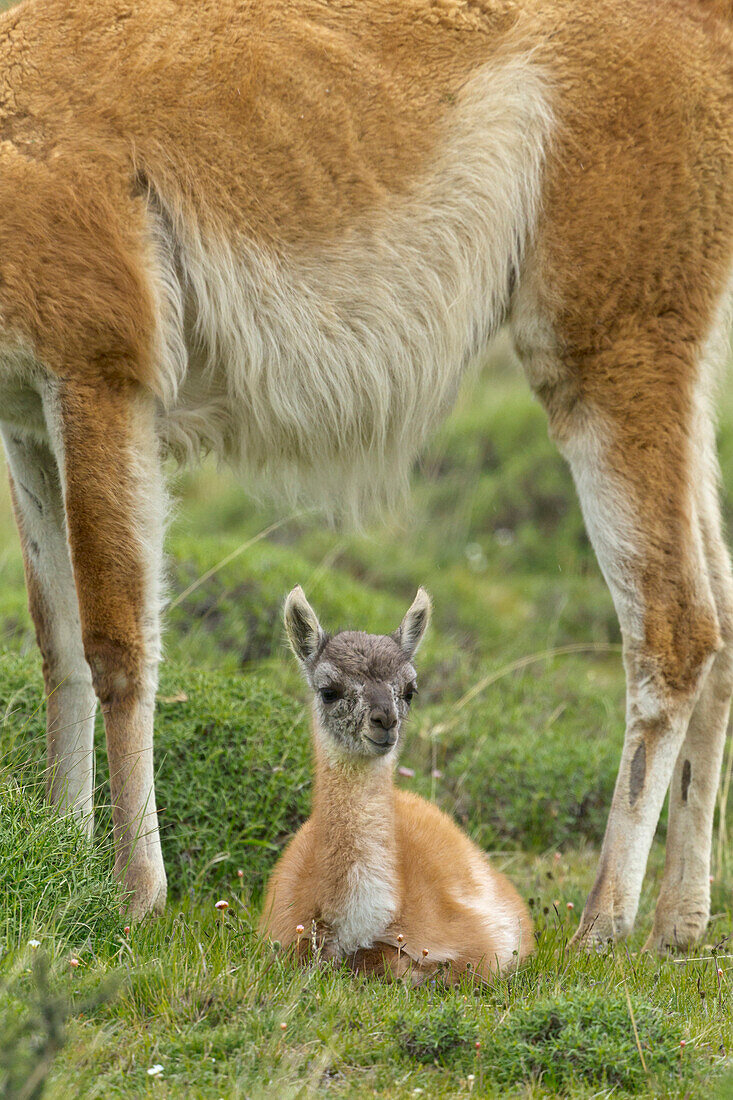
[0,0,732,947]
[260,587,533,982]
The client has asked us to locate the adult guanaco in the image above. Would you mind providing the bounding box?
[0,0,731,947]
[260,587,532,982]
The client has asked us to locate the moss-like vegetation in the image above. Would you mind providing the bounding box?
[0,780,124,953]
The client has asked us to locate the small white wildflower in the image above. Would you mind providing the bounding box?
[28,939,41,950]
[147,1064,164,1077]
[69,957,80,968]
[398,765,415,779]
[214,899,229,911]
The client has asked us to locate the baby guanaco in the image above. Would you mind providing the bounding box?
[260,587,532,982]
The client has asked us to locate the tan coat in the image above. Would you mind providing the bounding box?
[262,741,533,982]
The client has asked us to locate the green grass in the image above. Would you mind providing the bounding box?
[2,345,733,1097]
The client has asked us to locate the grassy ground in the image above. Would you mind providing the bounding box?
[2,341,733,1097]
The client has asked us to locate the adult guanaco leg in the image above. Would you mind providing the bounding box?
[645,383,733,950]
[1,429,96,829]
[49,378,167,915]
[533,326,727,946]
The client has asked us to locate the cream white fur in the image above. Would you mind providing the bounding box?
[561,413,646,644]
[0,415,97,830]
[454,853,523,970]
[332,853,399,956]
[148,56,553,518]
[0,341,50,444]
[320,758,399,955]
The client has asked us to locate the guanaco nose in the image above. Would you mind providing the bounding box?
[370,707,397,732]
[365,683,398,743]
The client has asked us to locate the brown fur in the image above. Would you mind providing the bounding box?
[57,382,146,702]
[523,1,733,694]
[55,378,165,899]
[0,0,518,249]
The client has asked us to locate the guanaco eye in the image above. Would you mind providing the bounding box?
[404,684,418,705]
[320,687,341,704]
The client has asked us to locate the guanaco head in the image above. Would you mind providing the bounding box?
[283,586,431,759]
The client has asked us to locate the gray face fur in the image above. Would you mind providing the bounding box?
[283,587,431,759]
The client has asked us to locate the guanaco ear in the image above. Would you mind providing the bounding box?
[284,586,324,664]
[394,587,432,660]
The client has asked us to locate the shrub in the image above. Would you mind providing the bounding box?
[392,1001,476,1067]
[147,662,311,894]
[0,780,124,952]
[488,990,684,1094]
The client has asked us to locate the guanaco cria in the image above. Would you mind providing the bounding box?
[260,587,533,982]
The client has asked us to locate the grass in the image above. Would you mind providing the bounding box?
[2,342,733,1096]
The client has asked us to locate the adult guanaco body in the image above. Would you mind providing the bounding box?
[0,0,731,947]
